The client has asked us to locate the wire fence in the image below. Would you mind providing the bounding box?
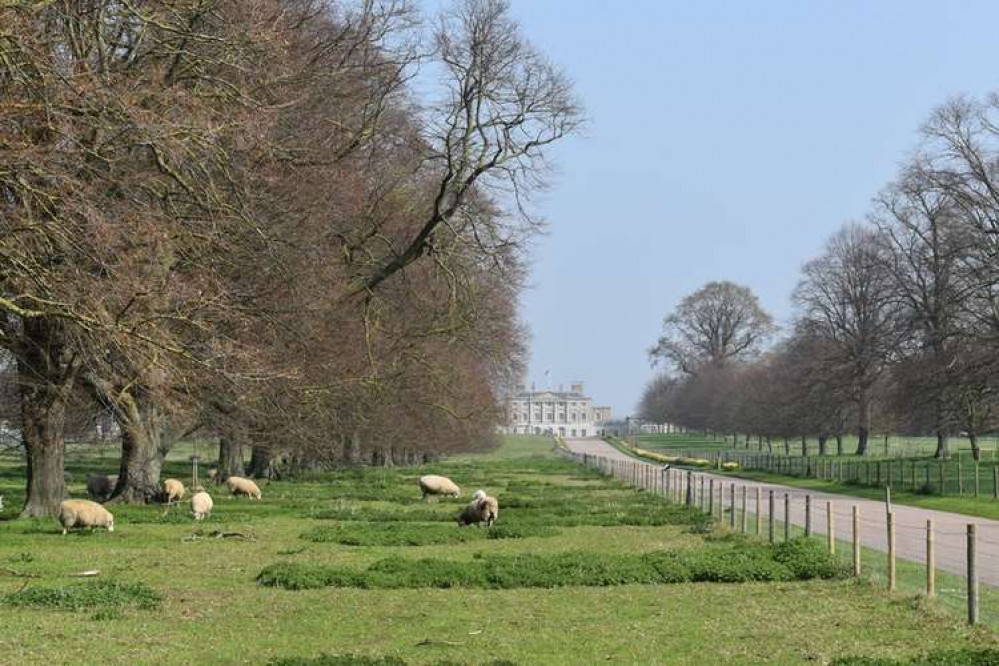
[559,448,999,628]
[644,447,999,499]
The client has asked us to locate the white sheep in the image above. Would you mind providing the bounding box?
[191,491,214,521]
[0,495,4,511]
[207,468,219,484]
[457,490,498,527]
[85,473,118,502]
[58,499,114,535]
[162,478,186,503]
[418,475,461,501]
[226,475,262,500]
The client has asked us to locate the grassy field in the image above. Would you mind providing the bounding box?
[0,436,996,665]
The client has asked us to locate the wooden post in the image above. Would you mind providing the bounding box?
[959,460,964,495]
[709,478,715,516]
[827,501,834,554]
[853,505,861,576]
[939,462,945,495]
[741,485,748,533]
[729,483,736,528]
[768,490,775,543]
[784,492,790,541]
[686,471,694,506]
[926,519,935,598]
[994,466,998,501]
[805,495,812,537]
[887,511,896,591]
[975,462,980,497]
[968,523,979,625]
[756,487,762,535]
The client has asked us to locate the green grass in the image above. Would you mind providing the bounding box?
[0,435,996,664]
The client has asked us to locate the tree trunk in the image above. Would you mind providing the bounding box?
[783,438,790,456]
[969,432,980,462]
[19,396,68,517]
[856,391,871,456]
[106,393,173,504]
[17,319,73,518]
[348,430,362,465]
[818,436,828,456]
[934,431,950,460]
[218,436,245,480]
[801,436,807,457]
[248,445,273,479]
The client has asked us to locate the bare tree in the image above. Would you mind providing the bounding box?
[794,224,903,455]
[650,281,775,374]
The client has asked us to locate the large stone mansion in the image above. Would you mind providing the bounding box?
[500,382,612,438]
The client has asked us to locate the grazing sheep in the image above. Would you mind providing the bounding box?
[85,473,118,502]
[457,490,499,527]
[162,478,186,503]
[58,499,114,535]
[226,476,262,500]
[191,491,214,521]
[418,475,461,501]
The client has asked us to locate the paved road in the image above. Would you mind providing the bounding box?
[565,438,999,587]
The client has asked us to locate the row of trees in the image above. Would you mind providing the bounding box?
[0,0,581,516]
[640,93,999,459]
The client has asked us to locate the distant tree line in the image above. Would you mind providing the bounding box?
[640,93,999,460]
[0,0,581,516]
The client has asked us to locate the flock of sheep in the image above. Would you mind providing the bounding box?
[52,471,495,535]
[57,473,263,535]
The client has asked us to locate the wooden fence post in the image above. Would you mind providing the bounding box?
[975,462,980,497]
[805,495,812,538]
[708,478,715,516]
[959,460,964,495]
[729,483,736,528]
[995,466,999,501]
[756,487,762,535]
[939,463,945,495]
[853,505,861,576]
[784,493,791,541]
[768,490,775,543]
[926,519,934,598]
[686,471,694,506]
[827,501,834,554]
[887,511,896,591]
[968,523,978,625]
[741,485,748,533]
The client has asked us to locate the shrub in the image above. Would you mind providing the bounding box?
[258,541,844,591]
[772,538,849,580]
[2,580,162,611]
[831,649,999,665]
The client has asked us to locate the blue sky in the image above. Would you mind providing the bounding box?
[427,1,999,415]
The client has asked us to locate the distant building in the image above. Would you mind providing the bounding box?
[500,382,612,438]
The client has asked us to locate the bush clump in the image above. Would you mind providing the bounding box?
[258,540,846,591]
[831,649,999,665]
[2,579,162,612]
[773,538,850,579]
[302,521,558,546]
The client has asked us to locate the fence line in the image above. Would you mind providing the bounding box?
[561,449,987,626]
